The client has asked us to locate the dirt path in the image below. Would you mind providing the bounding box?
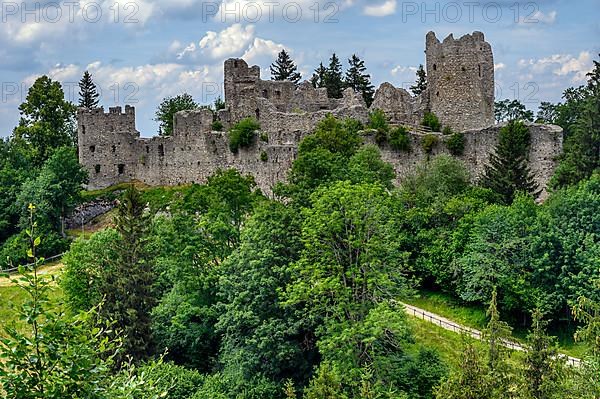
[401,302,582,367]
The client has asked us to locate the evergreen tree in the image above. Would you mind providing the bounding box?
[325,53,345,98]
[481,120,540,204]
[410,64,427,95]
[572,290,600,398]
[522,309,566,399]
[99,185,156,363]
[270,49,302,85]
[344,54,375,106]
[483,288,517,398]
[311,62,328,88]
[435,340,491,399]
[214,96,226,111]
[78,71,100,109]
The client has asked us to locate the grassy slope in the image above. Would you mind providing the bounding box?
[405,289,589,359]
[0,279,63,336]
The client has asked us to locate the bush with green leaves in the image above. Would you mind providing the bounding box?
[211,120,223,131]
[347,145,395,188]
[421,134,439,154]
[389,126,411,152]
[368,109,390,145]
[400,155,472,208]
[125,362,204,399]
[422,112,441,132]
[446,131,465,156]
[189,372,280,399]
[229,118,260,153]
[61,228,120,311]
[260,150,268,162]
[342,117,364,135]
[0,229,67,270]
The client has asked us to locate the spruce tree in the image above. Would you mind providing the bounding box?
[434,340,491,399]
[99,185,156,363]
[78,71,100,108]
[410,64,427,95]
[523,309,566,399]
[484,289,513,372]
[324,53,345,99]
[311,62,327,88]
[483,288,517,398]
[344,54,375,106]
[270,49,302,84]
[481,120,540,204]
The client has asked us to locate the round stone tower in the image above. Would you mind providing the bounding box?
[425,31,494,131]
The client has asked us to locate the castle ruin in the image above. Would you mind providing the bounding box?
[78,31,563,197]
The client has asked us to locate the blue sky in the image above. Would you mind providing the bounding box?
[0,0,598,137]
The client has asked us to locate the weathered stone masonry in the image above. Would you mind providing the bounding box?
[78,31,563,197]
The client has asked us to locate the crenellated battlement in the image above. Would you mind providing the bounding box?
[77,31,562,198]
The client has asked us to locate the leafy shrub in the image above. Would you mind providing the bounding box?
[0,231,29,270]
[400,155,471,207]
[446,131,465,156]
[61,228,120,311]
[260,132,269,142]
[442,125,453,135]
[131,362,204,399]
[229,118,260,153]
[343,118,364,135]
[389,126,411,152]
[347,145,395,188]
[190,372,280,399]
[422,112,441,132]
[260,150,268,162]
[368,109,390,145]
[0,229,68,270]
[211,120,223,131]
[421,134,439,154]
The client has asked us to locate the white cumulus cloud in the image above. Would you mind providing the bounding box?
[199,24,256,59]
[363,0,396,17]
[518,52,593,83]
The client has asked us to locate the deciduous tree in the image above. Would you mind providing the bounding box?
[155,93,198,136]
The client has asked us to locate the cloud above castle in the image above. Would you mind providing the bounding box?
[0,0,597,137]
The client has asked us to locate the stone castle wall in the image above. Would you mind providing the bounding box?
[78,31,563,198]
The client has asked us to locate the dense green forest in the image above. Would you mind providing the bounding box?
[0,55,599,398]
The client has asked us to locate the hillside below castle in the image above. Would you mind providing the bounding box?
[77,31,563,197]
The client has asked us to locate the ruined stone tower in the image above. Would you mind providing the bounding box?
[78,105,140,188]
[425,31,495,131]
